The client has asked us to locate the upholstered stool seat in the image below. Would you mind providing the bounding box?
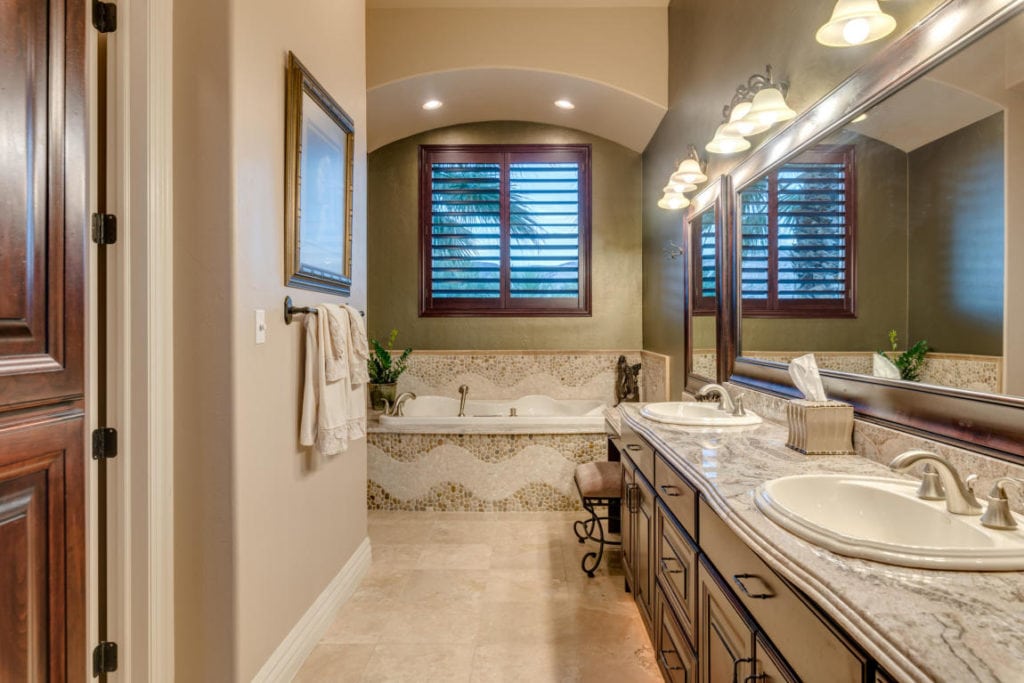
[573,461,623,577]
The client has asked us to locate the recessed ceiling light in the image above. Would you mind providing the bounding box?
[554,99,575,110]
[422,99,443,110]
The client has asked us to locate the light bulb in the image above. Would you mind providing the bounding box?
[554,99,575,110]
[422,99,443,110]
[842,17,871,44]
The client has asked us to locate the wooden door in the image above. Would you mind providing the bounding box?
[698,559,754,683]
[0,0,88,680]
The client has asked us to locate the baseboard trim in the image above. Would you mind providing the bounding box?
[253,537,372,682]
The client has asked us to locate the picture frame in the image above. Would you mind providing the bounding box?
[285,51,355,296]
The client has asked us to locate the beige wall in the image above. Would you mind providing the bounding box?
[175,0,369,679]
[642,0,945,397]
[367,121,643,350]
[366,7,667,105]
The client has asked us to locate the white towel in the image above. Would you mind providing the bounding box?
[343,304,370,385]
[300,305,367,456]
[322,304,370,385]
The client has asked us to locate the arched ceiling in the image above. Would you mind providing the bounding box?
[367,67,667,152]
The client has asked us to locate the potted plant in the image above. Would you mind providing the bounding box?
[878,329,930,382]
[368,329,413,410]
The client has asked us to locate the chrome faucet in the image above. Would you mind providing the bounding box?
[980,478,1024,530]
[888,450,983,515]
[385,392,416,417]
[695,383,735,414]
[458,384,470,417]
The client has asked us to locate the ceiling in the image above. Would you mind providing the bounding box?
[367,67,666,152]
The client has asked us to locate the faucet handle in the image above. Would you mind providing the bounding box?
[964,473,979,493]
[917,464,946,500]
[980,477,1024,530]
[381,398,392,416]
[732,394,746,417]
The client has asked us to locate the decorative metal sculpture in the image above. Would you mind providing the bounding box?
[615,355,642,405]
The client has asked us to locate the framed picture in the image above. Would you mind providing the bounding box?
[285,51,355,296]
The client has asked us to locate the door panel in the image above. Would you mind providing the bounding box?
[0,0,86,408]
[698,559,754,683]
[634,472,654,626]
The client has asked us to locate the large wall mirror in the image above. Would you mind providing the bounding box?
[727,0,1024,463]
[685,177,730,390]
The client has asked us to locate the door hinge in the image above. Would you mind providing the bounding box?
[92,641,118,676]
[92,428,118,460]
[92,0,117,33]
[91,213,117,245]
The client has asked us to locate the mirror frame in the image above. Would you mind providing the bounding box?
[725,0,1024,464]
[684,176,733,392]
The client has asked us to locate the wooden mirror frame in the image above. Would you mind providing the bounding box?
[684,176,733,393]
[724,0,1024,464]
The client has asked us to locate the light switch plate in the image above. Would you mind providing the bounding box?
[255,309,267,344]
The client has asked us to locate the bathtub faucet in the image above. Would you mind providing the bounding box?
[385,392,417,417]
[458,385,470,417]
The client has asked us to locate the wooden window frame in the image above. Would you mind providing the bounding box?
[418,144,592,317]
[738,145,857,319]
[692,208,718,316]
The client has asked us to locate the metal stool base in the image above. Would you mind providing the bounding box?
[573,480,621,578]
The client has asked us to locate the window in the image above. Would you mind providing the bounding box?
[738,145,856,317]
[691,209,718,315]
[419,145,591,316]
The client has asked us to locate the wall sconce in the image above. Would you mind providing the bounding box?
[707,64,796,154]
[671,145,709,185]
[816,0,896,47]
[657,193,690,210]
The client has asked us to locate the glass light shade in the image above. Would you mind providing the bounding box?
[723,101,772,137]
[672,158,708,185]
[815,0,897,47]
[664,180,697,194]
[705,124,751,155]
[746,87,797,125]
[658,192,690,210]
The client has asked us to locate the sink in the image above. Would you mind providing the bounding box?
[755,474,1024,571]
[640,402,763,427]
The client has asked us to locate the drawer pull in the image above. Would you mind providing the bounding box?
[626,443,643,451]
[659,648,685,672]
[626,483,639,513]
[733,657,754,683]
[744,675,768,683]
[732,573,775,600]
[660,484,683,497]
[660,556,686,575]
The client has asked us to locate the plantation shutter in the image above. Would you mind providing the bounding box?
[691,208,718,314]
[420,146,591,316]
[738,145,855,317]
[429,161,502,300]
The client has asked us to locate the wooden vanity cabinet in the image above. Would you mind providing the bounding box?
[611,432,876,683]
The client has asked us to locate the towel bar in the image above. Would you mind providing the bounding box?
[284,296,365,325]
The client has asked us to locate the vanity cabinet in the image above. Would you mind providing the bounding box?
[611,433,875,683]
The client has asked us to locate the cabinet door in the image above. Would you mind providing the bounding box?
[656,586,697,683]
[656,501,698,643]
[0,415,85,682]
[698,559,754,683]
[634,471,655,627]
[620,458,635,591]
[753,633,798,683]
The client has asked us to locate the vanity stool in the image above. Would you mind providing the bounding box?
[572,461,623,577]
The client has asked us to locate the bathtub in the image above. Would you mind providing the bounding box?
[378,394,607,434]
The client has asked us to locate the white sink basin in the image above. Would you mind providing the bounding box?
[640,402,762,427]
[755,475,1024,571]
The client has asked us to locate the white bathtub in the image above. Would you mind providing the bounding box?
[376,394,607,434]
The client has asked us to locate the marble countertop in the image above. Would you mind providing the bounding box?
[619,404,1024,683]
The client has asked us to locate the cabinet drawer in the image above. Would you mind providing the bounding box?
[655,454,698,539]
[617,424,655,482]
[698,498,866,683]
[655,586,697,683]
[655,500,697,643]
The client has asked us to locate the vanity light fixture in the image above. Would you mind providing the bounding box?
[816,0,897,47]
[554,99,575,110]
[851,112,868,122]
[745,86,798,125]
[722,101,772,137]
[664,180,697,195]
[670,145,709,185]
[422,99,443,110]
[706,124,751,154]
[657,192,690,210]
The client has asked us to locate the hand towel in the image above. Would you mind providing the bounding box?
[343,304,370,385]
[300,305,367,456]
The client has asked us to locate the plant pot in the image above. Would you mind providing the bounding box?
[369,382,397,411]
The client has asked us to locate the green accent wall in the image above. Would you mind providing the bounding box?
[908,113,1004,355]
[368,121,643,350]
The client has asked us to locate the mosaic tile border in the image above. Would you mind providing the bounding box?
[367,480,582,512]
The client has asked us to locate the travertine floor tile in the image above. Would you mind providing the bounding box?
[296,511,653,681]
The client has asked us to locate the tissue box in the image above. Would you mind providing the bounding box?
[786,400,855,455]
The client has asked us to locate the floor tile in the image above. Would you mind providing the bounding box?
[293,643,375,682]
[361,643,475,683]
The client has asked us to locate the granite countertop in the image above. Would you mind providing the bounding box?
[619,404,1024,683]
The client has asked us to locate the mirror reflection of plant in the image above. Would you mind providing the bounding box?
[368,329,413,384]
[878,329,929,382]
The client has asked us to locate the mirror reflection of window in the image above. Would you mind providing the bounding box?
[738,14,1019,398]
[690,207,718,380]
